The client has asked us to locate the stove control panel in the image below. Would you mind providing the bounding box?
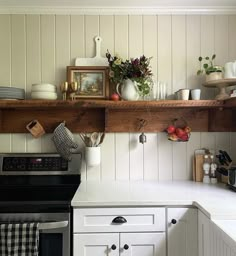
[3,157,67,171]
[0,153,82,174]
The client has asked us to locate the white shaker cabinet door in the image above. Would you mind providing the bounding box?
[74,233,119,256]
[198,210,210,256]
[120,233,166,256]
[167,208,198,256]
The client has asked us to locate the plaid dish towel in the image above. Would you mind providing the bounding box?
[0,223,39,256]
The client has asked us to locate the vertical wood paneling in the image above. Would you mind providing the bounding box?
[41,134,56,152]
[143,133,158,180]
[0,13,235,182]
[11,15,26,89]
[26,15,42,151]
[215,132,230,153]
[70,15,85,65]
[55,15,70,86]
[26,134,41,152]
[84,16,100,180]
[129,133,143,180]
[100,15,114,58]
[200,132,216,151]
[11,15,27,151]
[187,132,201,180]
[172,15,186,92]
[0,15,11,85]
[158,16,172,96]
[171,16,187,179]
[214,16,229,66]
[143,15,158,80]
[26,15,41,93]
[128,16,144,179]
[159,133,173,180]
[186,16,201,90]
[11,134,26,152]
[85,15,99,57]
[0,15,11,151]
[115,133,130,180]
[173,141,187,180]
[128,15,143,58]
[114,16,128,58]
[41,15,55,84]
[101,133,115,180]
[228,16,236,60]
[200,16,215,100]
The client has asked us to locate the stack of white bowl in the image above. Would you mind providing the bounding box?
[31,84,57,100]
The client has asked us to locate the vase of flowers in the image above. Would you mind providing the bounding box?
[106,51,153,100]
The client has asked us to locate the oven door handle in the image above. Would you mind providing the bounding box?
[39,220,68,230]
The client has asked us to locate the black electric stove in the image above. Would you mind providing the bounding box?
[0,153,82,213]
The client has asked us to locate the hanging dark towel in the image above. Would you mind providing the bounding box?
[0,223,39,256]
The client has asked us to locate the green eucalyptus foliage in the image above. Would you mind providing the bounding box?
[197,54,220,75]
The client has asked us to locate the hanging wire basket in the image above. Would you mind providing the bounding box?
[165,117,191,142]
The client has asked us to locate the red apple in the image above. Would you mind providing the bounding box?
[179,134,189,141]
[110,93,120,101]
[175,128,187,138]
[166,125,176,134]
[183,126,191,134]
[168,133,179,141]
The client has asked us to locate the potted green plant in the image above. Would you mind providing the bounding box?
[106,51,153,100]
[197,54,223,82]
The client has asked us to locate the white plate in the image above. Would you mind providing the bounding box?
[31,83,56,92]
[31,91,57,100]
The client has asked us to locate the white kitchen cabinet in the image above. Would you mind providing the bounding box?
[167,207,198,256]
[198,210,210,256]
[198,210,236,256]
[73,207,166,256]
[74,232,166,256]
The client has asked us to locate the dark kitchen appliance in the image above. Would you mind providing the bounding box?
[228,166,236,191]
[0,153,82,256]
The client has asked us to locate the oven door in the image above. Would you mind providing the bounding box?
[0,212,70,256]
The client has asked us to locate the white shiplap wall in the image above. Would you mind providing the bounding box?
[0,14,236,181]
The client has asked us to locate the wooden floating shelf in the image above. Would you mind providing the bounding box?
[0,98,235,133]
[0,99,227,109]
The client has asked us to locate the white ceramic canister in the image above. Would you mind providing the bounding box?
[85,146,101,166]
[224,61,236,78]
[191,89,201,100]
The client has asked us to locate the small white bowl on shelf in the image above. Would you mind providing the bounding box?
[31,91,58,100]
[31,83,57,92]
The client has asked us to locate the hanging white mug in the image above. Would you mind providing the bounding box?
[224,61,236,78]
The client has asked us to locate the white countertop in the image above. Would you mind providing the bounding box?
[72,180,236,220]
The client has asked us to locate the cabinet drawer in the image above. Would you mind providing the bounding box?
[74,207,165,233]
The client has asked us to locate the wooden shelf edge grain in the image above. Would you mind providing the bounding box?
[0,99,226,109]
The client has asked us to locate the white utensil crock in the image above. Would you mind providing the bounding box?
[85,146,101,166]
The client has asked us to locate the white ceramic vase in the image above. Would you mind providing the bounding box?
[116,79,139,101]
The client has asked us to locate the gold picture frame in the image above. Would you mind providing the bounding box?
[67,66,110,99]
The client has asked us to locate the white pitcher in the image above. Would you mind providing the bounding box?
[224,61,236,78]
[116,79,139,101]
